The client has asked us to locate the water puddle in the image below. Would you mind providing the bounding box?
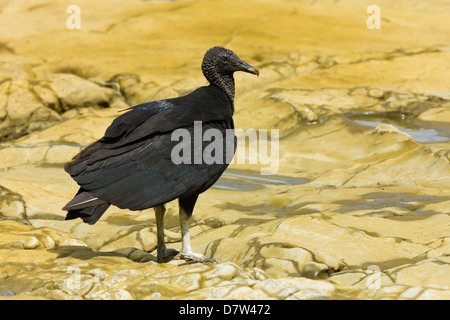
[346,112,450,142]
[0,289,16,297]
[335,192,449,214]
[213,169,309,191]
[213,178,264,191]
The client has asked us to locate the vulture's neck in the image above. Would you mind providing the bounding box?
[203,67,235,113]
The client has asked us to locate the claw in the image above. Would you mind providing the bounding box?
[157,248,179,263]
[176,250,217,264]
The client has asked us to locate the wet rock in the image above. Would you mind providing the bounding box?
[368,124,405,136]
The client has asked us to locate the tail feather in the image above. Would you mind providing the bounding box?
[63,190,107,211]
[65,203,111,225]
[63,188,110,225]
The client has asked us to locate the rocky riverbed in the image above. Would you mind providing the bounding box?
[0,0,449,300]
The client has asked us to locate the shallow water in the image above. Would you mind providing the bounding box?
[214,169,309,191]
[347,113,450,142]
[0,289,16,297]
[335,192,450,214]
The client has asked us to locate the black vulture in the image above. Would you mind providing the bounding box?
[63,47,259,262]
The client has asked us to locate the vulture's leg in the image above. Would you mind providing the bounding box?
[178,195,217,263]
[154,205,177,262]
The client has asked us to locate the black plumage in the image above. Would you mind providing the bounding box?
[63,46,258,262]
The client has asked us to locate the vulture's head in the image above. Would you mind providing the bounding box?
[202,47,259,83]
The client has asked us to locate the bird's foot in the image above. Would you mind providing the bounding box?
[157,248,179,263]
[176,250,217,264]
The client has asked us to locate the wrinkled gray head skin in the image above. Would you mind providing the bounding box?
[202,46,259,79]
[201,47,259,107]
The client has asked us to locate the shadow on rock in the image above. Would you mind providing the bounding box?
[49,245,159,263]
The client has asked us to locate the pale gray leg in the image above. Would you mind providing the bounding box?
[177,206,217,263]
[179,206,193,254]
[154,205,177,262]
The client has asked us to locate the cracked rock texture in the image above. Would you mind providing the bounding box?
[0,0,449,299]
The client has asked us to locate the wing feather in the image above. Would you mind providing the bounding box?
[65,86,235,211]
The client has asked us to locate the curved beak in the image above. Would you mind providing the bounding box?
[245,65,259,76]
[236,59,259,76]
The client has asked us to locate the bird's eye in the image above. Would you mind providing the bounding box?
[221,56,228,63]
